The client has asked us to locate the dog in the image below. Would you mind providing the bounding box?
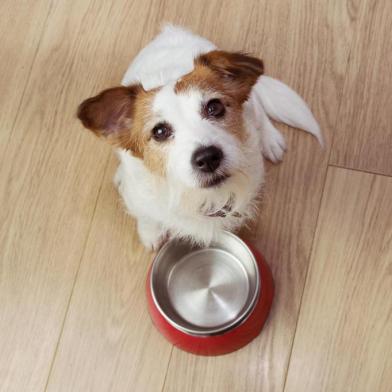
[77,25,323,250]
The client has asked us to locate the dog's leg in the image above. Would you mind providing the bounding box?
[257,102,287,163]
[137,217,167,251]
[115,165,167,250]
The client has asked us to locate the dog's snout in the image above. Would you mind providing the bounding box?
[191,145,223,173]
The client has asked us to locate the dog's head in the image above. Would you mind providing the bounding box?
[77,51,263,189]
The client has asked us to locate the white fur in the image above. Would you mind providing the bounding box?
[254,76,324,146]
[116,25,322,249]
[122,24,216,90]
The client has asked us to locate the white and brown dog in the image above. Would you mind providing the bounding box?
[78,25,323,250]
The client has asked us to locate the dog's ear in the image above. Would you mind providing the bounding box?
[196,50,264,102]
[77,85,141,141]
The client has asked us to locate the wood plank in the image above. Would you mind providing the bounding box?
[163,1,359,391]
[4,0,388,390]
[284,167,392,392]
[46,156,172,391]
[330,0,392,175]
[0,0,52,162]
[41,3,175,392]
[0,1,154,390]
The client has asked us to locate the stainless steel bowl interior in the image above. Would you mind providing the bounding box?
[150,231,260,335]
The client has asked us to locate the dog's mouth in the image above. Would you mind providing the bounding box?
[199,173,230,188]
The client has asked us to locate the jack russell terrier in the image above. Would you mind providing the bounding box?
[78,25,323,250]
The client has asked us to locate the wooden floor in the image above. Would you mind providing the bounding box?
[1,1,391,391]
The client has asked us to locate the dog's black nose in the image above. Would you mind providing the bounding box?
[191,145,223,173]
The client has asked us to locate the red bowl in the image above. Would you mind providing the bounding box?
[146,238,274,356]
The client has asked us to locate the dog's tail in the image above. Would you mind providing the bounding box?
[256,76,324,146]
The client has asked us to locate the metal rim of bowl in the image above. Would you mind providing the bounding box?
[149,231,261,336]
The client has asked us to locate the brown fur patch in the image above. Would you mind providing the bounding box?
[77,86,141,137]
[175,50,264,142]
[78,86,168,177]
[118,88,155,155]
[125,90,168,177]
[176,50,263,103]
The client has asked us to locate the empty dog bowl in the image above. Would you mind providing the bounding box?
[146,231,274,355]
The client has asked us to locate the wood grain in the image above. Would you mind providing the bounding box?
[0,1,153,390]
[46,156,172,392]
[284,167,392,392]
[1,0,391,391]
[163,1,358,391]
[330,0,392,175]
[0,0,52,163]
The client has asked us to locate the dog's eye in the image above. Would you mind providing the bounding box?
[205,99,225,118]
[152,122,172,142]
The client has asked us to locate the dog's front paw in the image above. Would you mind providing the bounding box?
[261,125,287,163]
[137,219,168,251]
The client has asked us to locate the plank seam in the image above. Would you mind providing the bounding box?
[43,151,111,391]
